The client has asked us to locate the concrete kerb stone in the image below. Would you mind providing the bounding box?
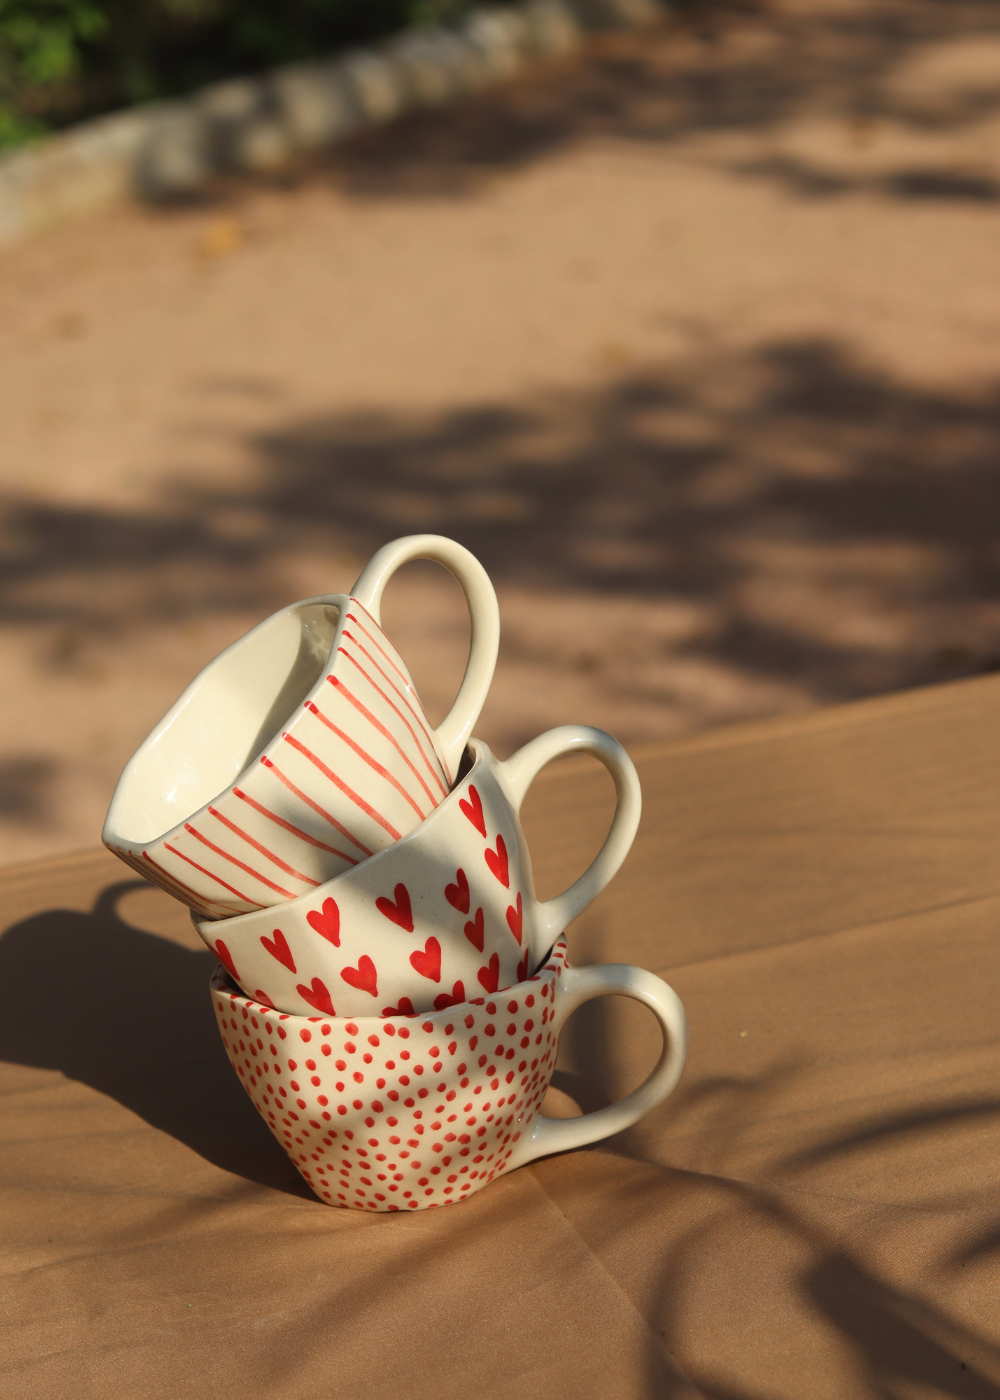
[383,27,484,108]
[133,104,212,197]
[463,8,531,82]
[523,0,587,56]
[1,104,162,239]
[0,0,664,243]
[268,60,360,153]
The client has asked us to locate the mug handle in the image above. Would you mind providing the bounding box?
[498,725,642,944]
[506,962,688,1170]
[350,535,501,779]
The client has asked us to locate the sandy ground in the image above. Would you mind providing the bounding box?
[1,0,999,869]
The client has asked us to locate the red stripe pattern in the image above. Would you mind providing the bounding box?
[113,599,454,917]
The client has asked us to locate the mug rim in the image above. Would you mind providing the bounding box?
[210,930,564,1025]
[105,589,417,852]
[195,736,496,930]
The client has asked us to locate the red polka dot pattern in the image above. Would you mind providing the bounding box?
[211,938,570,1211]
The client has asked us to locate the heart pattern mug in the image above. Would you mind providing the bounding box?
[211,936,688,1210]
[195,726,641,1018]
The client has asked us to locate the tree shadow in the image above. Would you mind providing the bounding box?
[0,879,311,1198]
[203,336,1000,712]
[6,333,1000,752]
[729,155,1000,203]
[803,1251,1000,1399]
[0,755,55,821]
[778,1098,1000,1173]
[128,0,1000,216]
[949,1219,1000,1269]
[636,1067,1000,1397]
[306,0,1000,205]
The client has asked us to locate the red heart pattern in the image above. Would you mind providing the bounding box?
[459,784,487,837]
[445,868,470,915]
[376,883,414,932]
[211,939,569,1211]
[410,937,442,984]
[214,766,547,1019]
[296,977,336,1015]
[261,928,296,973]
[254,988,277,1008]
[214,939,239,982]
[464,906,485,953]
[485,834,509,888]
[506,892,523,945]
[307,898,341,946]
[477,952,500,993]
[382,995,416,1017]
[340,956,378,998]
[433,981,466,1011]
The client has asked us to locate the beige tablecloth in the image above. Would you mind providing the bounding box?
[2,676,1000,1398]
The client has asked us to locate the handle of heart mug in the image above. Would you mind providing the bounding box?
[499,725,641,943]
[350,535,500,780]
[506,962,688,1170]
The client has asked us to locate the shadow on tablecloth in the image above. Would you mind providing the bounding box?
[0,879,312,1198]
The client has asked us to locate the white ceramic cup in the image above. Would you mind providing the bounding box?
[196,726,641,1018]
[103,535,500,919]
[211,935,688,1210]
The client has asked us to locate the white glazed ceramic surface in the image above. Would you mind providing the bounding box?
[211,936,688,1210]
[103,536,500,918]
[195,727,641,1019]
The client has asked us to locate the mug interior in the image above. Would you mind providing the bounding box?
[111,601,340,843]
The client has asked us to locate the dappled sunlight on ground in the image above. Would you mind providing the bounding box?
[0,0,998,863]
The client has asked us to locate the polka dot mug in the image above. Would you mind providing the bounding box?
[211,936,688,1210]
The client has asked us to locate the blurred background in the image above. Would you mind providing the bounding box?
[1,0,999,868]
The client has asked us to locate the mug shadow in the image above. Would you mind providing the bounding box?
[0,879,312,1199]
[549,919,666,1128]
[549,996,620,1117]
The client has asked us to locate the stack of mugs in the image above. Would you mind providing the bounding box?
[104,535,688,1212]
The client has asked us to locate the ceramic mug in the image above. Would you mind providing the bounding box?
[211,935,688,1210]
[103,535,500,919]
[195,726,641,1019]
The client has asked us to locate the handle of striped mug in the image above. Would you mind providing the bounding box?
[350,536,501,782]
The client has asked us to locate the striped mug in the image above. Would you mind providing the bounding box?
[103,535,500,919]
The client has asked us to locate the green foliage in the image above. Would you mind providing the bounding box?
[0,0,475,151]
[0,0,106,87]
[0,0,107,147]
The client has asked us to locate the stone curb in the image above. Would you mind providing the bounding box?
[0,0,664,248]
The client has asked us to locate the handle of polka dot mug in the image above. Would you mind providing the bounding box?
[499,725,642,944]
[350,535,500,781]
[506,962,688,1170]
